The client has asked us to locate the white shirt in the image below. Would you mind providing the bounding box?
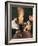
[11,18,19,29]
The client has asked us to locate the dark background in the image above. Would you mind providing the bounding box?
[12,7,33,22]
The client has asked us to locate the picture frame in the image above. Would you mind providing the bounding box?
[5,1,37,45]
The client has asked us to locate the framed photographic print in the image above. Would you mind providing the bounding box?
[5,1,37,45]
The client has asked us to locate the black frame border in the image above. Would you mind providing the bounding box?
[5,1,37,45]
